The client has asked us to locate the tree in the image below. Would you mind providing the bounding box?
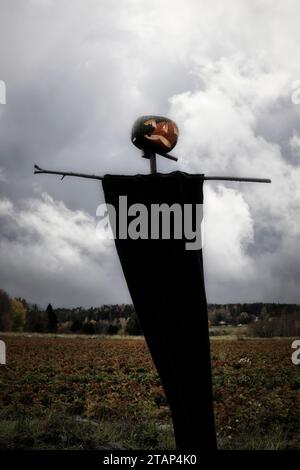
[82,321,95,335]
[125,312,143,335]
[107,323,119,335]
[260,305,268,319]
[25,304,45,332]
[0,289,12,331]
[46,304,57,333]
[237,312,250,325]
[10,298,26,331]
[71,319,83,333]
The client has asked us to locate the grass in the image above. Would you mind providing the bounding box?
[0,413,175,450]
[0,333,299,450]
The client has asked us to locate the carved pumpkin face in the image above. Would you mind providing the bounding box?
[131,115,179,153]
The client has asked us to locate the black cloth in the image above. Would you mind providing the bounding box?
[102,171,216,450]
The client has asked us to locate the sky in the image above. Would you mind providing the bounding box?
[1,0,300,307]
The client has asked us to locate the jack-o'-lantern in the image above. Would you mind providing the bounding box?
[131,115,179,154]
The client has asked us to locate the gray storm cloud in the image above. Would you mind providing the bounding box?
[0,0,300,306]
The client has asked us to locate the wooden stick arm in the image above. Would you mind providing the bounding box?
[34,164,104,181]
[205,175,271,183]
[34,164,271,184]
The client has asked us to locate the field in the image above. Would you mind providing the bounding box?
[0,334,300,450]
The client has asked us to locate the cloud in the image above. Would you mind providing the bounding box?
[0,167,6,182]
[0,193,129,307]
[170,53,300,302]
[290,132,300,161]
[1,1,300,304]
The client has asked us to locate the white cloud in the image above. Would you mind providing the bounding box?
[203,185,254,277]
[169,52,300,302]
[0,193,129,307]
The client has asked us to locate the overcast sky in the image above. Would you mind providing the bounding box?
[1,0,300,307]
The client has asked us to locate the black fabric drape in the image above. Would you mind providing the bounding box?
[102,171,216,451]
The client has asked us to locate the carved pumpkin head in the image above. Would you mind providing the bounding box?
[131,115,179,153]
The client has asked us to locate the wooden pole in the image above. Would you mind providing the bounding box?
[34,165,271,183]
[205,175,271,183]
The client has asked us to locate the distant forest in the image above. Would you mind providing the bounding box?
[1,288,300,337]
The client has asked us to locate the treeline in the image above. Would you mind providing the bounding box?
[208,303,300,337]
[55,304,142,335]
[1,288,299,336]
[208,303,300,326]
[0,290,60,333]
[0,289,142,335]
[0,290,28,332]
